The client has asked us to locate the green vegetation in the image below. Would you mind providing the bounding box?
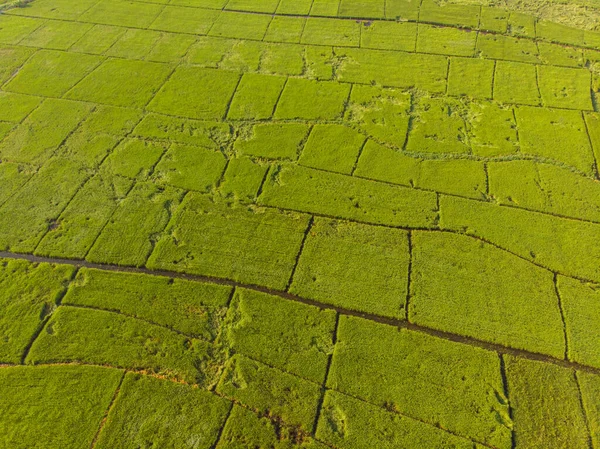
[27,306,214,384]
[259,165,438,227]
[557,276,600,368]
[96,373,231,449]
[2,0,600,445]
[63,268,231,339]
[290,218,409,318]
[505,356,590,449]
[227,288,337,382]
[299,125,365,174]
[0,259,73,363]
[216,354,321,432]
[234,123,310,160]
[148,193,311,289]
[327,316,512,448]
[410,231,565,356]
[0,365,122,449]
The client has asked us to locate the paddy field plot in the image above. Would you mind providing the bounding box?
[1,0,600,447]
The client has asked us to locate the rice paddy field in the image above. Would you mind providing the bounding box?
[1,0,600,447]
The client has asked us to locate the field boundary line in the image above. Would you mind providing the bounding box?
[553,273,570,361]
[574,370,595,449]
[89,370,126,449]
[499,354,516,449]
[2,250,600,376]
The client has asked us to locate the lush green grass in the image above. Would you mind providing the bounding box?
[2,0,600,445]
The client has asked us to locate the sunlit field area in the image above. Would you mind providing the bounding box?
[0,0,600,447]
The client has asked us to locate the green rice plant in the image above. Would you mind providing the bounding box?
[290,217,409,318]
[150,5,219,34]
[105,28,162,60]
[298,124,365,174]
[316,390,475,449]
[153,144,227,192]
[259,164,438,227]
[35,173,133,259]
[335,48,448,93]
[439,195,600,282]
[467,101,518,156]
[585,29,600,50]
[63,268,231,339]
[479,6,508,32]
[0,98,93,164]
[219,40,263,73]
[406,97,470,154]
[226,288,337,382]
[0,161,35,205]
[260,43,304,76]
[488,160,600,222]
[327,316,512,448]
[536,20,585,47]
[263,16,305,43]
[133,113,231,148]
[515,106,595,175]
[507,11,536,37]
[68,24,126,55]
[0,259,74,363]
[19,20,92,50]
[78,104,143,137]
[537,41,583,67]
[218,404,327,448]
[234,123,310,160]
[219,157,268,201]
[276,0,313,15]
[275,78,350,120]
[216,354,321,432]
[419,0,480,28]
[5,49,102,98]
[87,182,184,267]
[538,65,593,110]
[338,0,384,17]
[301,18,361,47]
[505,356,589,448]
[345,84,410,146]
[360,20,417,52]
[0,365,122,449]
[96,373,231,449]
[385,0,420,20]
[104,138,166,179]
[148,66,240,120]
[66,59,173,108]
[0,15,43,45]
[0,91,41,122]
[305,45,335,80]
[0,45,34,84]
[79,0,165,28]
[476,33,540,64]
[416,24,477,57]
[493,60,540,105]
[0,122,14,140]
[146,33,197,63]
[447,57,494,99]
[410,231,565,357]
[0,157,89,253]
[209,11,272,40]
[187,36,232,67]
[226,0,279,12]
[309,0,340,16]
[227,73,286,120]
[557,276,600,368]
[147,193,311,289]
[5,0,96,19]
[578,371,600,448]
[27,307,215,384]
[356,141,486,198]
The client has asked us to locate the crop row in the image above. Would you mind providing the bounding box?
[1,257,599,448]
[4,3,600,82]
[9,0,600,55]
